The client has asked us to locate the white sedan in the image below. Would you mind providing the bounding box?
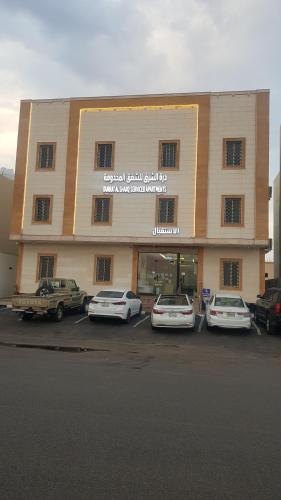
[88,288,142,323]
[206,293,251,331]
[151,294,195,330]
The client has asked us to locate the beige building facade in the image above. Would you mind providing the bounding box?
[11,90,269,303]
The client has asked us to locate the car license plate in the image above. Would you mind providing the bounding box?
[169,312,177,317]
[227,312,235,317]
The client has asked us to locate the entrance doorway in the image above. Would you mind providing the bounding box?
[137,251,198,297]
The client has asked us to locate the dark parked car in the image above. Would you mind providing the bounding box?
[255,288,281,334]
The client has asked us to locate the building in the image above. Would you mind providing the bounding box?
[273,172,280,277]
[265,261,274,280]
[10,90,269,303]
[0,171,17,296]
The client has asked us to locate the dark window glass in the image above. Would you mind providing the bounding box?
[160,142,178,168]
[94,198,110,222]
[225,140,243,167]
[159,198,175,224]
[214,297,244,307]
[224,198,242,224]
[38,256,55,280]
[34,197,51,222]
[223,261,240,288]
[96,291,124,298]
[38,144,55,169]
[157,295,189,306]
[96,257,112,282]
[96,143,113,169]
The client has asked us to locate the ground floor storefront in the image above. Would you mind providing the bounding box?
[18,243,264,303]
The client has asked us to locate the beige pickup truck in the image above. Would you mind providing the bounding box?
[12,278,88,321]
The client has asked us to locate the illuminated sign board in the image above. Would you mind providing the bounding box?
[103,172,168,194]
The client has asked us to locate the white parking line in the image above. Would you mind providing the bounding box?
[197,314,205,333]
[133,315,150,328]
[74,315,88,325]
[252,320,262,336]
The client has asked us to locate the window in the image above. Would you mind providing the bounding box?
[159,141,180,169]
[220,259,242,289]
[36,143,56,170]
[94,256,113,283]
[92,196,112,224]
[126,291,136,299]
[95,142,115,170]
[222,196,244,226]
[37,255,56,281]
[223,138,245,169]
[32,196,52,223]
[156,196,177,225]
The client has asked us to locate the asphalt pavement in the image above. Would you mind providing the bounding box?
[0,342,281,500]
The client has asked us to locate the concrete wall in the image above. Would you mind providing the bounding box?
[22,101,70,235]
[75,107,198,238]
[0,175,17,296]
[207,94,256,240]
[0,252,17,296]
[0,175,17,255]
[203,247,260,303]
[265,262,274,280]
[20,243,133,295]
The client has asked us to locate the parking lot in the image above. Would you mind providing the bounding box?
[0,307,280,359]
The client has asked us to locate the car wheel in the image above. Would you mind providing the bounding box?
[125,309,131,324]
[53,305,64,322]
[22,313,33,321]
[80,298,88,314]
[266,314,275,334]
[89,316,95,322]
[138,304,143,316]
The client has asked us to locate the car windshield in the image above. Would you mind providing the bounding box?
[214,297,244,308]
[96,291,124,298]
[157,295,188,306]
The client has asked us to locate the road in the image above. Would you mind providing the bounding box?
[0,337,281,500]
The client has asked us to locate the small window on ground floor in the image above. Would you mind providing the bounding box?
[37,255,56,281]
[94,255,113,283]
[220,259,241,289]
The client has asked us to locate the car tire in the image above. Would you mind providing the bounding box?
[125,309,131,324]
[22,313,33,320]
[207,323,214,331]
[53,305,64,322]
[89,316,95,322]
[266,314,275,334]
[138,304,143,316]
[80,298,88,314]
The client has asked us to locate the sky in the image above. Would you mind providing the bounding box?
[0,0,280,251]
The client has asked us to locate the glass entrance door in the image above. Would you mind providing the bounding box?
[137,252,198,296]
